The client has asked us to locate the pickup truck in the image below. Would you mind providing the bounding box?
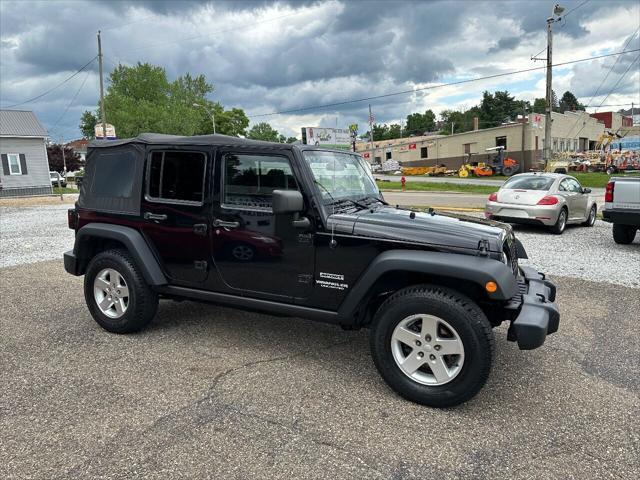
[603,177,640,244]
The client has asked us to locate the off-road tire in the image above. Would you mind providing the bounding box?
[582,204,597,227]
[549,207,567,234]
[612,224,637,244]
[84,249,158,333]
[370,284,494,407]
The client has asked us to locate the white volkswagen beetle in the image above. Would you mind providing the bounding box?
[485,173,597,234]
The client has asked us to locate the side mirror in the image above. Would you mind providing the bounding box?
[272,190,303,214]
[583,188,591,194]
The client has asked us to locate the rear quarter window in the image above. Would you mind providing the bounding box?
[91,151,137,197]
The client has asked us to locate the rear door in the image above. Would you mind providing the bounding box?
[140,148,211,286]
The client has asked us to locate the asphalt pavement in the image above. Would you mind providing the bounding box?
[1,261,638,479]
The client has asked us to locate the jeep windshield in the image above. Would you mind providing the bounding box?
[303,150,382,207]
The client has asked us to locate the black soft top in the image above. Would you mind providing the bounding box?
[89,132,295,149]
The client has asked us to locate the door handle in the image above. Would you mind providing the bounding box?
[144,212,167,221]
[193,223,208,236]
[213,219,240,229]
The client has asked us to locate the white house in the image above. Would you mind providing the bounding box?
[0,110,52,197]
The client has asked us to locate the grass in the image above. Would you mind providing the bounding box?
[52,187,78,194]
[377,180,497,195]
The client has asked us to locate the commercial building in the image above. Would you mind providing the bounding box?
[0,110,52,197]
[356,111,630,171]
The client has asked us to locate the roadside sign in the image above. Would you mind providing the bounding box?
[94,123,116,139]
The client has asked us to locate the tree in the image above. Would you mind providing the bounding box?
[405,110,436,135]
[47,144,82,173]
[79,110,98,139]
[248,122,280,142]
[79,62,249,139]
[532,98,546,114]
[559,91,585,113]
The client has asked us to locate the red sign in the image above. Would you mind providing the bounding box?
[363,152,370,158]
[409,143,416,150]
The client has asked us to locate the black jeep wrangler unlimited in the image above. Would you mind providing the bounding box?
[64,133,559,407]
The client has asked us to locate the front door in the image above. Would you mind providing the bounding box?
[140,148,210,285]
[211,149,314,300]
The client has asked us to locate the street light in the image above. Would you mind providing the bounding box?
[193,103,216,134]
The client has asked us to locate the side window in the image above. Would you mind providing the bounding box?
[147,151,206,203]
[223,154,298,209]
[559,180,569,192]
[567,178,582,193]
[92,151,136,197]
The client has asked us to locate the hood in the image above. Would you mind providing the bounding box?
[329,205,510,253]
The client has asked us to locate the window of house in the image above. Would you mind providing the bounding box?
[385,151,392,160]
[495,136,507,149]
[559,139,565,151]
[8,154,21,175]
[552,138,558,152]
[573,139,578,151]
[223,153,297,210]
[420,147,428,158]
[147,151,206,204]
[374,156,382,163]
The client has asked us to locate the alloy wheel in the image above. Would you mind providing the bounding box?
[93,268,129,319]
[391,314,465,386]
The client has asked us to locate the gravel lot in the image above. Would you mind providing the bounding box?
[1,202,637,287]
[1,200,639,478]
[0,203,76,268]
[1,262,638,479]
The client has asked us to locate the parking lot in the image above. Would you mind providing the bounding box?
[1,201,639,479]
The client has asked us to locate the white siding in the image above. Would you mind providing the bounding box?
[0,137,51,189]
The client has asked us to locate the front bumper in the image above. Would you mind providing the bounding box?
[506,266,560,350]
[485,201,561,226]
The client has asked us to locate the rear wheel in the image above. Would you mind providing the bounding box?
[612,224,637,244]
[84,249,158,333]
[582,204,596,227]
[370,285,494,407]
[502,166,513,176]
[549,208,567,234]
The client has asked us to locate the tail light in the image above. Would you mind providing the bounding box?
[537,195,558,205]
[488,192,498,202]
[605,181,614,202]
[67,208,78,230]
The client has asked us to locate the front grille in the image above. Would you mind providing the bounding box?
[504,235,519,276]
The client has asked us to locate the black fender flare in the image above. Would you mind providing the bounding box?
[74,223,167,285]
[337,249,517,320]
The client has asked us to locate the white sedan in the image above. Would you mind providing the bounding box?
[485,173,597,234]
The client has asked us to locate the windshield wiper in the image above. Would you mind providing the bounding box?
[313,180,368,210]
[358,194,388,206]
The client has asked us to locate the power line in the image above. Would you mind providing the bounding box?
[248,48,640,118]
[48,67,93,136]
[567,28,639,135]
[1,56,97,109]
[531,1,590,60]
[573,54,640,137]
[561,0,590,19]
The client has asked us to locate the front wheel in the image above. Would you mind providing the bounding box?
[370,285,494,407]
[84,249,158,333]
[582,205,596,227]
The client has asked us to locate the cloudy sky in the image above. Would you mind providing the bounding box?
[1,0,639,140]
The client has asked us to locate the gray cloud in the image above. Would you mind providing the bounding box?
[1,0,637,139]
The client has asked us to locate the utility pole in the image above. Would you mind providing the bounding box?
[451,122,454,135]
[60,137,67,174]
[368,104,375,163]
[543,16,553,169]
[97,30,107,139]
